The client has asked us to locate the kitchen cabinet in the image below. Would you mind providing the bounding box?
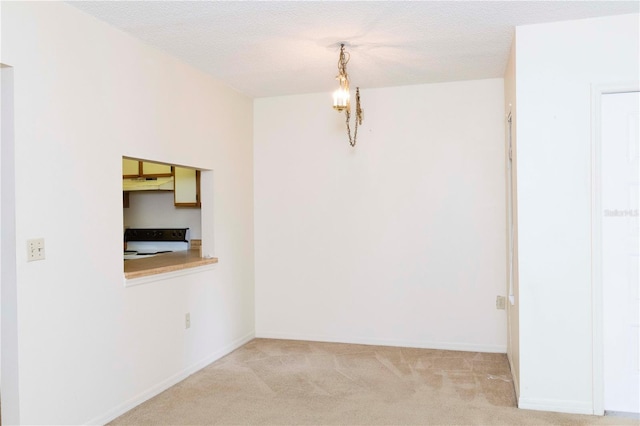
[122,158,140,178]
[174,166,201,208]
[122,159,173,178]
[122,158,201,208]
[141,161,172,177]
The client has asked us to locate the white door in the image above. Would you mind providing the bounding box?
[602,91,640,414]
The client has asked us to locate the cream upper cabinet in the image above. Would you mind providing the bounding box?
[122,158,140,177]
[141,161,172,176]
[174,166,200,207]
[123,159,173,177]
[122,158,200,207]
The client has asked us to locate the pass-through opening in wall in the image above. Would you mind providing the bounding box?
[121,156,215,274]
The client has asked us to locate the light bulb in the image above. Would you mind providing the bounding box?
[333,88,349,111]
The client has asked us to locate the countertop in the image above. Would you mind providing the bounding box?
[124,249,218,279]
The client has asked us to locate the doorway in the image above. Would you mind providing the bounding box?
[593,87,640,416]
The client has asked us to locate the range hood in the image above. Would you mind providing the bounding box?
[123,176,174,191]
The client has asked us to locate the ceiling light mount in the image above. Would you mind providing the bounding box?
[332,43,363,147]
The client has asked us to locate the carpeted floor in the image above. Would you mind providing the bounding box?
[110,339,638,425]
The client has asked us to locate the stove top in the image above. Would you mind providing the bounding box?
[124,228,189,260]
[124,228,188,242]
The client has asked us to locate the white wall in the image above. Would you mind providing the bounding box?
[124,191,202,239]
[1,2,254,424]
[515,13,639,414]
[254,79,507,352]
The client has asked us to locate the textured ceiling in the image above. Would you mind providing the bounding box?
[69,1,639,98]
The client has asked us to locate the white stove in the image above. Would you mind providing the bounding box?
[124,228,189,261]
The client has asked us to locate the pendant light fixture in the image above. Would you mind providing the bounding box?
[332,43,363,147]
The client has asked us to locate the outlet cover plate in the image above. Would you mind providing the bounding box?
[27,238,45,261]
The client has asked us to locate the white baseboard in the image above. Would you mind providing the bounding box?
[85,331,255,425]
[518,397,593,415]
[255,331,507,353]
[605,411,640,420]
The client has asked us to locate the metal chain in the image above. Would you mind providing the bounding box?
[336,44,362,147]
[345,88,362,147]
[337,44,350,80]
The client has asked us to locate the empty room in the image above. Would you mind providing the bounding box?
[1,1,638,424]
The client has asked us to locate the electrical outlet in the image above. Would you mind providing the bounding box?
[27,238,45,261]
[496,296,506,310]
[185,313,191,329]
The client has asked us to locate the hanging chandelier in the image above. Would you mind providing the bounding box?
[332,43,363,147]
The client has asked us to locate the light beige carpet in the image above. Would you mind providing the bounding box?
[110,339,638,425]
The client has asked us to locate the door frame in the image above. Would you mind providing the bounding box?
[591,82,639,415]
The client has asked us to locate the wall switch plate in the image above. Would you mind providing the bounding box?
[27,238,45,261]
[496,295,506,310]
[185,313,191,329]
